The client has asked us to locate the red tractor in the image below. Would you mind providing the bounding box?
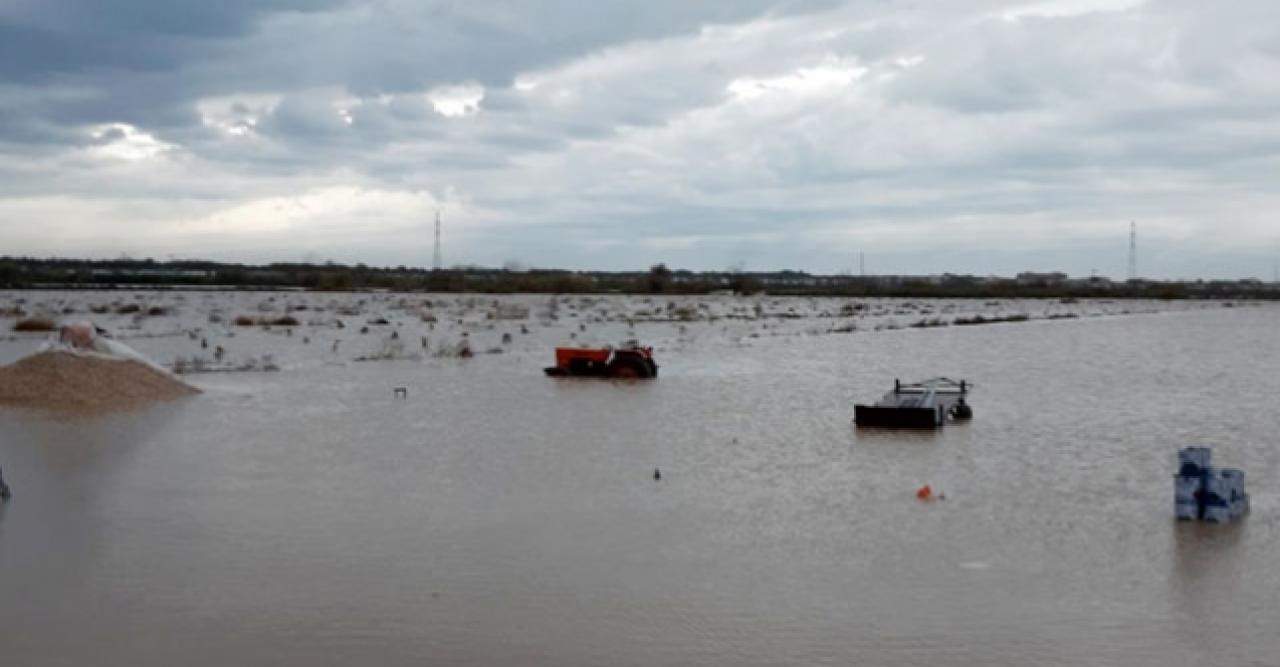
[544,344,659,379]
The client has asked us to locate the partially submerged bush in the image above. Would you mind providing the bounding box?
[487,304,530,320]
[13,317,56,332]
[173,354,280,374]
[354,337,423,362]
[234,314,299,326]
[432,338,473,358]
[953,313,1031,326]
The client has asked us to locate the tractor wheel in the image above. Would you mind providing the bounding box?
[610,361,645,378]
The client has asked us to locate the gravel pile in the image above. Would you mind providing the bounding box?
[0,350,200,414]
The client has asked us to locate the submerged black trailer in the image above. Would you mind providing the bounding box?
[854,378,973,429]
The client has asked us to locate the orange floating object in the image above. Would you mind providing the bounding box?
[916,484,933,501]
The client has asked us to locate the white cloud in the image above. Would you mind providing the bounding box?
[197,94,283,136]
[999,0,1147,22]
[187,186,442,236]
[86,123,175,161]
[427,83,485,118]
[726,57,867,101]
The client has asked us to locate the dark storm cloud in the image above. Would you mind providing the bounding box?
[0,0,345,81]
[0,0,836,153]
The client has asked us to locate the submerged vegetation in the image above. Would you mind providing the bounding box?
[1,287,1250,380]
[233,314,300,327]
[953,314,1031,326]
[12,317,56,332]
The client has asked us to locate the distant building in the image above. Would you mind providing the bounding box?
[1068,276,1114,289]
[1015,271,1068,286]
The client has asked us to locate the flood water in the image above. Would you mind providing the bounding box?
[2,297,1278,666]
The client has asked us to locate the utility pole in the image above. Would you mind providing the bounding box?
[432,210,442,271]
[859,251,865,277]
[1128,221,1137,281]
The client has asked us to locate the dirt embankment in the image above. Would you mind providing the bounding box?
[0,351,200,415]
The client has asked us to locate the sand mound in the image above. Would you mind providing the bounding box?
[0,350,200,414]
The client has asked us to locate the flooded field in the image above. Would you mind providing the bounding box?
[1,291,1278,666]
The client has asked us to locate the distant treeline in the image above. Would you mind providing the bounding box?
[1,256,1277,300]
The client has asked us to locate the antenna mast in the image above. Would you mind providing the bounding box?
[1127,221,1137,281]
[432,210,442,271]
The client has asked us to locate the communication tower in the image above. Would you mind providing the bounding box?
[432,210,442,271]
[1128,221,1137,281]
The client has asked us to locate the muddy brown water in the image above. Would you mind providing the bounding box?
[1,302,1278,666]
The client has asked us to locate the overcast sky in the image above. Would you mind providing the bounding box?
[2,1,1278,278]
